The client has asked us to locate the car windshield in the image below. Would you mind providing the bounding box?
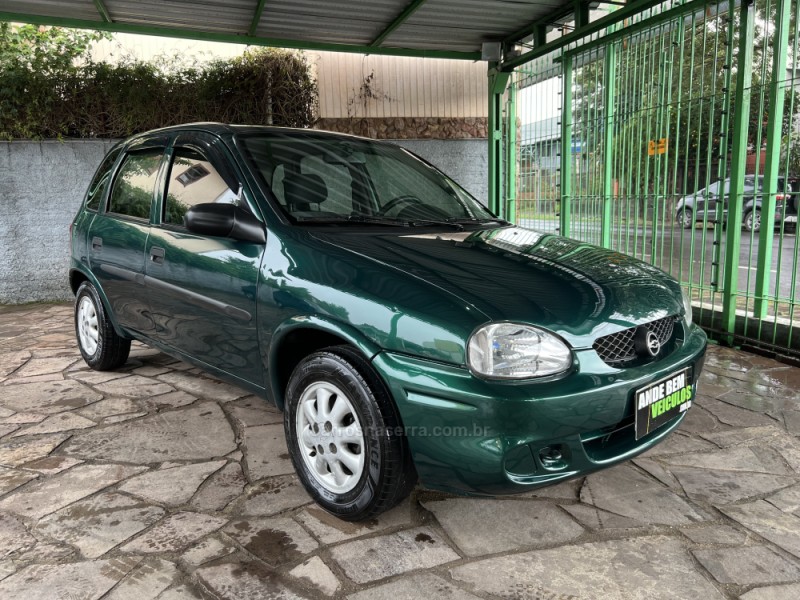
[238,133,497,226]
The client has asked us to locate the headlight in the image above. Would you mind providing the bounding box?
[467,323,572,379]
[682,289,693,328]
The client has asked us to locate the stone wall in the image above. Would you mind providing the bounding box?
[315,117,488,140]
[0,136,486,303]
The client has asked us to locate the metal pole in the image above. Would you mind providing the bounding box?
[601,39,616,248]
[560,54,573,237]
[754,0,790,318]
[488,64,511,216]
[721,0,755,338]
[505,76,518,224]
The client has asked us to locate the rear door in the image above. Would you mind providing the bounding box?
[88,137,168,335]
[144,132,265,386]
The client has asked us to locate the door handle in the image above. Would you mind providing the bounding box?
[91,236,103,252]
[150,247,165,265]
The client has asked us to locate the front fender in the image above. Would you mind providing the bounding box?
[266,314,383,410]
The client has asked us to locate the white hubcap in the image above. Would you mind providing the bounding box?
[77,297,99,356]
[296,382,365,494]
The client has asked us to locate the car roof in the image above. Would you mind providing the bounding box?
[125,122,377,144]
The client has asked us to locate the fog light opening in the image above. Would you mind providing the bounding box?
[537,445,570,471]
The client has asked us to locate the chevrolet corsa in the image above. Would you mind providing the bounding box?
[69,124,707,521]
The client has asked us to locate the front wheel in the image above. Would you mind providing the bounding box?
[743,208,761,233]
[676,208,694,229]
[74,281,131,370]
[284,347,416,521]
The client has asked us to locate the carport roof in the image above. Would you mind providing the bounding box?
[0,0,574,60]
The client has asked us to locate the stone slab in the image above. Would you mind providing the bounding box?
[36,492,165,559]
[722,500,800,559]
[190,462,246,512]
[580,464,708,525]
[236,475,312,517]
[347,573,481,600]
[225,517,318,567]
[244,424,294,480]
[156,372,246,402]
[330,527,459,584]
[740,583,800,600]
[289,556,340,597]
[104,557,178,600]
[0,557,140,600]
[0,380,102,414]
[119,461,225,506]
[692,545,800,585]
[450,535,724,600]
[423,498,583,557]
[295,502,412,545]
[670,466,795,506]
[195,561,309,600]
[63,403,236,463]
[0,463,146,520]
[120,512,227,554]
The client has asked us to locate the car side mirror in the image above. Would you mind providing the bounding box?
[184,203,266,244]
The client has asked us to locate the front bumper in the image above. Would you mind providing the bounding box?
[371,324,707,495]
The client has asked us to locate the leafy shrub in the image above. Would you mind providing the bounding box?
[0,24,317,139]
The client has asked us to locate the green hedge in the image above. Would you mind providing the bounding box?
[0,26,317,139]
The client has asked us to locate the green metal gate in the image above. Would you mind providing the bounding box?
[505,0,800,358]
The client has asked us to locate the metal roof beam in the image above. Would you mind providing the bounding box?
[371,0,427,47]
[92,0,111,23]
[500,0,677,71]
[248,0,267,37]
[0,11,481,61]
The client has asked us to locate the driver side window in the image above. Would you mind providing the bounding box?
[164,148,239,226]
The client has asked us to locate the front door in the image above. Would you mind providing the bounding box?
[144,132,265,387]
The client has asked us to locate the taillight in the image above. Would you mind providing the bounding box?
[776,194,787,202]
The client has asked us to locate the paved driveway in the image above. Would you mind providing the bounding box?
[1,303,800,599]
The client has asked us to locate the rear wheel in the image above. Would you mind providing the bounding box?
[743,208,761,233]
[676,208,693,229]
[74,281,130,370]
[284,346,416,521]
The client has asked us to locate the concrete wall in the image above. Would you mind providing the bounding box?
[0,138,487,304]
[0,140,118,304]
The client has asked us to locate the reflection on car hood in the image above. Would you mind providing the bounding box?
[309,226,684,347]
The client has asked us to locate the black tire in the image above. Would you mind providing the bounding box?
[74,281,131,370]
[743,208,761,233]
[677,208,693,229]
[284,346,416,521]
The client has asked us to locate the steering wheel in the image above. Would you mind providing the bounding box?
[377,195,423,217]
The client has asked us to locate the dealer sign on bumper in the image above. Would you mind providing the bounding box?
[635,367,694,439]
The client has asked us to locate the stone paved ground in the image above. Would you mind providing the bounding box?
[1,303,800,600]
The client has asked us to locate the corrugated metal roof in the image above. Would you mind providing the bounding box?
[0,0,572,59]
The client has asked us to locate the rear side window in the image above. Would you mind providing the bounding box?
[85,147,122,211]
[163,148,239,226]
[108,149,164,220]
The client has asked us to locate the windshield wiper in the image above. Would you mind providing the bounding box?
[408,219,465,231]
[446,217,512,226]
[295,215,409,227]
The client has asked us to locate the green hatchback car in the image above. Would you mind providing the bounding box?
[70,123,706,521]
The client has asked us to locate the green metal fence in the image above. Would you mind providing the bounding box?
[506,0,800,357]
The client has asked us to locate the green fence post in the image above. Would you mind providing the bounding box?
[488,64,511,217]
[560,54,573,237]
[754,0,790,318]
[721,0,755,339]
[601,38,616,248]
[505,76,518,224]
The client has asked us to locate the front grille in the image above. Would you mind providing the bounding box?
[593,315,677,367]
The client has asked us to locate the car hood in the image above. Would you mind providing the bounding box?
[309,226,684,349]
